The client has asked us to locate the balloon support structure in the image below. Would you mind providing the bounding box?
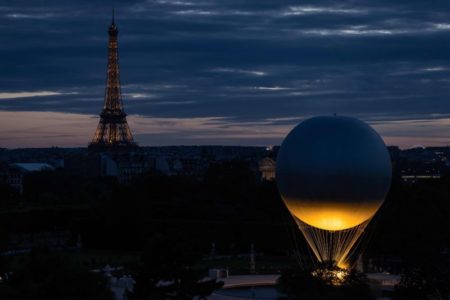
[294,216,370,269]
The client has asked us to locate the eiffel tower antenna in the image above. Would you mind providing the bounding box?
[89,11,137,150]
[112,8,115,25]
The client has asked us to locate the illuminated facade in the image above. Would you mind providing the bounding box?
[89,12,136,150]
[258,157,276,181]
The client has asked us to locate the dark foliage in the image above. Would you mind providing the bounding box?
[22,170,116,204]
[393,256,450,300]
[277,264,373,300]
[128,234,223,300]
[0,183,19,208]
[78,161,290,253]
[0,248,114,300]
[0,159,449,298]
[367,177,450,259]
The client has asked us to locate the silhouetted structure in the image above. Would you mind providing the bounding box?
[89,11,136,150]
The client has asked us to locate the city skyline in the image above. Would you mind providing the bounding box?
[3,1,450,148]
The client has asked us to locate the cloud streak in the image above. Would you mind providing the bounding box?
[211,68,267,76]
[3,110,450,149]
[2,0,450,147]
[0,91,65,100]
[281,6,368,16]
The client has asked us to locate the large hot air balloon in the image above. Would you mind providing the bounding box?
[276,116,391,268]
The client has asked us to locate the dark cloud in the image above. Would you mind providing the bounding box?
[2,0,450,147]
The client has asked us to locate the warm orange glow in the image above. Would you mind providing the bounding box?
[312,268,349,285]
[337,261,349,269]
[284,199,382,231]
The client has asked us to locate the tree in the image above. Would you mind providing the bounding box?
[0,248,114,300]
[277,263,373,300]
[394,257,450,300]
[128,234,223,300]
[0,183,19,208]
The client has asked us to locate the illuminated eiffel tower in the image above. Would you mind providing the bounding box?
[89,11,136,150]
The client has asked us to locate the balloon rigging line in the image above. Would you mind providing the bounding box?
[295,216,369,268]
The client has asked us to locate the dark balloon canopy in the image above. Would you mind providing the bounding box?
[276,116,392,231]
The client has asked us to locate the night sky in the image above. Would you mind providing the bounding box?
[2,0,450,148]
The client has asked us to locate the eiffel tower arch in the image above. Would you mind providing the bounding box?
[89,11,137,151]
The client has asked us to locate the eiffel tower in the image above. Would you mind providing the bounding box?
[89,11,136,150]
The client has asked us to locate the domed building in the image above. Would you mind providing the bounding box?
[258,157,276,181]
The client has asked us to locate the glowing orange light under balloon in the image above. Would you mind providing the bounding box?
[283,199,383,231]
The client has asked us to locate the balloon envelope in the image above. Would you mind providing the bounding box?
[276,116,392,231]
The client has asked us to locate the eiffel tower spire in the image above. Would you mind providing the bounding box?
[89,11,136,150]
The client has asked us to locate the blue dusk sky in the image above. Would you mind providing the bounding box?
[2,0,450,148]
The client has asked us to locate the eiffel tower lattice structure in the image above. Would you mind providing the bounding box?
[89,11,136,150]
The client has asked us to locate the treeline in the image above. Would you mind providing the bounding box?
[0,161,293,255]
[366,175,450,259]
[0,160,449,261]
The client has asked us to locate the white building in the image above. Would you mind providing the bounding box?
[258,157,276,181]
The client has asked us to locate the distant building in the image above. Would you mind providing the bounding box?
[0,163,54,193]
[11,163,55,172]
[64,152,155,184]
[401,173,441,183]
[366,272,401,300]
[155,156,171,175]
[64,154,105,177]
[259,157,276,181]
[115,153,155,184]
[387,146,400,163]
[5,230,74,254]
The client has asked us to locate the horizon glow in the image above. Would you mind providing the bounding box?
[1,110,450,148]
